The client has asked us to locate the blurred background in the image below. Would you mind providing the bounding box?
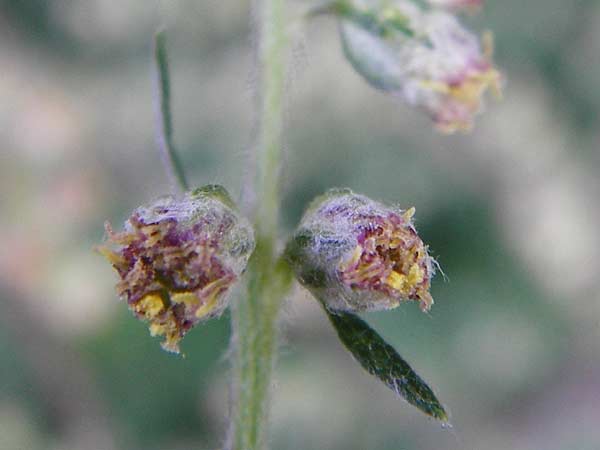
[1,1,599,449]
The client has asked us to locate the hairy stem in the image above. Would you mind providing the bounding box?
[253,0,286,240]
[228,0,289,449]
[154,29,189,193]
[229,254,292,450]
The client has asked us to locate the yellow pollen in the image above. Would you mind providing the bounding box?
[407,263,424,286]
[426,66,501,134]
[195,278,229,318]
[447,70,499,105]
[195,298,218,319]
[96,245,126,267]
[149,323,167,336]
[421,67,501,107]
[136,294,164,318]
[403,207,416,222]
[386,271,407,291]
[171,291,198,306]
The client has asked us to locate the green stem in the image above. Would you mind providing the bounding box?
[154,29,189,193]
[229,254,292,450]
[254,0,286,239]
[228,0,289,448]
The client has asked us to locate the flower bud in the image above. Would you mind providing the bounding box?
[285,189,435,313]
[97,185,254,353]
[337,0,501,132]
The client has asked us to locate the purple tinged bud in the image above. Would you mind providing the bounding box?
[337,0,502,133]
[286,189,435,313]
[97,185,254,353]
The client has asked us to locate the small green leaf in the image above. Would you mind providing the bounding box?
[154,28,189,192]
[326,309,448,421]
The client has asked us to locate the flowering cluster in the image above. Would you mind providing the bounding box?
[98,186,254,353]
[334,0,501,132]
[286,189,435,313]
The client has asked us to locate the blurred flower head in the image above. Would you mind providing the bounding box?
[97,185,254,353]
[338,0,501,132]
[286,188,435,312]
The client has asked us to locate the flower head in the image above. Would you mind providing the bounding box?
[338,0,501,132]
[286,189,435,312]
[97,185,254,353]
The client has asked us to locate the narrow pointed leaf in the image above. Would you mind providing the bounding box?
[326,309,448,421]
[154,29,189,192]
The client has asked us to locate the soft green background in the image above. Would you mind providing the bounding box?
[1,1,599,449]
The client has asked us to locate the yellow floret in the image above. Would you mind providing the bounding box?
[448,69,501,105]
[96,245,126,268]
[386,270,407,291]
[171,291,198,307]
[195,279,229,318]
[136,294,164,318]
[407,263,424,287]
[149,323,167,336]
[403,207,416,222]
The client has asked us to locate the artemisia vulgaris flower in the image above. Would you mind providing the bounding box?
[334,0,501,132]
[285,188,435,313]
[97,185,254,353]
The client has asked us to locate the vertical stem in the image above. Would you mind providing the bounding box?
[229,254,292,450]
[228,0,288,449]
[154,29,189,193]
[254,0,286,240]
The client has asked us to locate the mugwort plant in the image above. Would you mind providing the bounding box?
[99,1,501,448]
